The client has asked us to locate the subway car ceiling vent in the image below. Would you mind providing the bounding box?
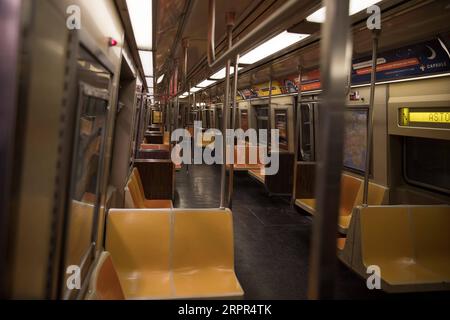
[307,0,382,23]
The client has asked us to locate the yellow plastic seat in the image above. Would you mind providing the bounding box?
[124,168,173,209]
[86,251,125,300]
[339,205,450,292]
[106,210,172,299]
[227,144,266,172]
[172,209,244,299]
[295,198,316,214]
[105,208,244,299]
[412,206,450,279]
[295,174,361,217]
[163,132,170,145]
[338,180,388,231]
[339,174,362,216]
[337,238,347,251]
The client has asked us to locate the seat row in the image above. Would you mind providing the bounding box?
[125,167,173,209]
[294,171,388,233]
[338,205,450,292]
[87,208,244,299]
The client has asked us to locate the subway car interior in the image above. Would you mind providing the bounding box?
[1,0,450,302]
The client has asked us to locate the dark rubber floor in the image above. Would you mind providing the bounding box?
[174,164,450,300]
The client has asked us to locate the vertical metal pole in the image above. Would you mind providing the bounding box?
[227,54,240,208]
[267,77,273,147]
[308,0,351,300]
[188,83,192,124]
[187,84,192,174]
[168,92,172,135]
[136,92,146,157]
[292,67,302,204]
[363,30,380,206]
[175,95,180,130]
[220,19,234,209]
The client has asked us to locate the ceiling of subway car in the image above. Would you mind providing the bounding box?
[154,0,450,97]
[215,0,450,94]
[154,0,321,90]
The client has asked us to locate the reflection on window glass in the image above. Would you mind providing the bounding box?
[74,94,108,202]
[63,46,111,298]
[404,137,450,193]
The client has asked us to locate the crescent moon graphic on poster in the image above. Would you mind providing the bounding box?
[426,45,437,60]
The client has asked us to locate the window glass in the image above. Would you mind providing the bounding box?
[275,109,288,150]
[63,46,111,298]
[343,108,368,173]
[255,105,270,146]
[404,137,450,194]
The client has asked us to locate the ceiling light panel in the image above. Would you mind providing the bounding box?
[190,87,202,93]
[126,0,153,50]
[210,66,243,80]
[139,50,153,76]
[307,0,382,23]
[196,79,217,88]
[239,31,310,65]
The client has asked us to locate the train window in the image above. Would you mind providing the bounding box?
[343,108,369,173]
[299,103,315,161]
[131,96,141,158]
[210,109,215,128]
[189,111,197,125]
[404,137,450,194]
[240,109,249,131]
[255,105,270,146]
[275,109,288,150]
[204,110,211,128]
[63,47,111,298]
[216,108,223,131]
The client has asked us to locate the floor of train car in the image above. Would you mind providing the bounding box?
[174,164,450,300]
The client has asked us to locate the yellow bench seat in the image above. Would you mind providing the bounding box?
[338,205,450,292]
[106,208,244,299]
[125,168,173,209]
[294,174,388,233]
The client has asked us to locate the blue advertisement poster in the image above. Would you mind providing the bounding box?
[351,38,450,85]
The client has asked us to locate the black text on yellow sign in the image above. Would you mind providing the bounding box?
[400,108,450,126]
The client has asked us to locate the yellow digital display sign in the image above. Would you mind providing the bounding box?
[400,108,450,126]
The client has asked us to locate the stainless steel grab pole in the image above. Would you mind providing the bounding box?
[308,0,351,300]
[220,20,234,209]
[227,54,240,208]
[363,30,380,206]
[292,67,302,204]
